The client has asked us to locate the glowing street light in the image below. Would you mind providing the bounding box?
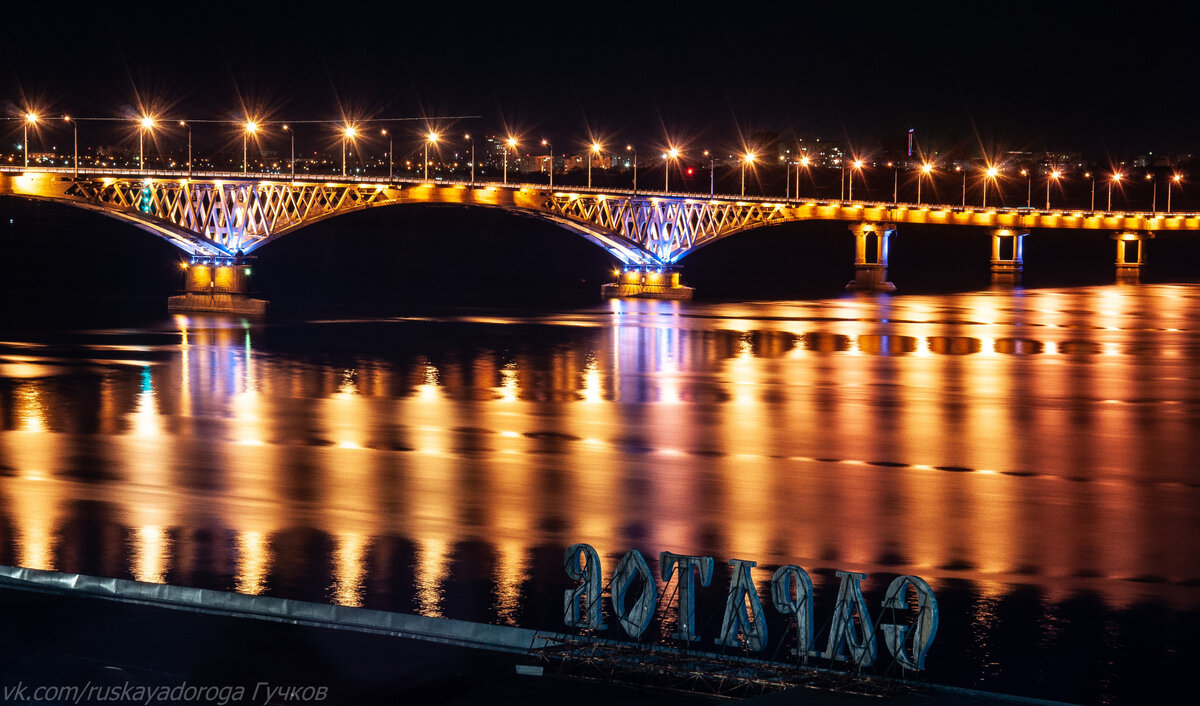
[704,150,715,197]
[956,164,966,206]
[23,112,37,169]
[627,145,637,195]
[424,131,440,180]
[588,142,602,189]
[741,152,756,196]
[917,163,934,205]
[1169,173,1183,213]
[242,121,258,174]
[1084,171,1096,211]
[982,166,999,208]
[665,146,680,192]
[1146,173,1157,212]
[848,159,864,201]
[1108,171,1123,211]
[138,115,156,171]
[1020,168,1031,208]
[342,125,357,177]
[281,124,295,180]
[542,139,553,188]
[465,134,474,185]
[380,129,392,181]
[1046,169,1061,210]
[797,155,810,199]
[179,121,192,179]
[64,116,77,179]
[504,136,517,185]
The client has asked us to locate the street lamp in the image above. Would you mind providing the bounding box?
[179,121,192,178]
[242,121,258,174]
[541,139,553,188]
[1084,171,1096,211]
[424,131,439,181]
[342,125,357,177]
[704,150,715,197]
[956,165,966,207]
[741,152,756,196]
[466,134,474,185]
[504,136,517,185]
[1146,173,1156,212]
[22,113,37,169]
[588,142,602,189]
[887,161,897,203]
[282,124,295,180]
[982,166,999,208]
[64,116,77,179]
[665,147,680,192]
[627,145,637,195]
[797,156,810,199]
[138,115,155,171]
[848,159,864,201]
[381,129,392,181]
[1046,170,1061,210]
[782,155,789,200]
[1108,171,1123,211]
[917,163,933,205]
[1169,173,1183,213]
[1020,168,1031,208]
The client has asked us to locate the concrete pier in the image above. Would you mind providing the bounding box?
[1113,231,1152,282]
[990,228,1028,285]
[167,258,268,315]
[601,267,694,300]
[845,222,897,292]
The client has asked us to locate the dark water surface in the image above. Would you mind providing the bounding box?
[1,287,1199,703]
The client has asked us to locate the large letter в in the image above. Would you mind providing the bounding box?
[563,543,606,630]
[880,575,938,670]
[820,570,877,667]
[659,552,714,642]
[715,559,767,651]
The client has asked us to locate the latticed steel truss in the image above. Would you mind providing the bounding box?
[62,178,401,255]
[543,193,796,264]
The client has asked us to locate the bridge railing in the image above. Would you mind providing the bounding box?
[2,165,1196,220]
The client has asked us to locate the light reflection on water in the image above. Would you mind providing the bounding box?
[1,285,1199,700]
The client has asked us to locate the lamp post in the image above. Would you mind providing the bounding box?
[466,134,474,185]
[1169,174,1182,213]
[179,121,192,178]
[888,161,897,203]
[958,165,966,207]
[1108,171,1123,211]
[848,159,864,201]
[242,121,257,174]
[424,131,439,181]
[665,147,679,192]
[1147,173,1156,212]
[138,115,155,172]
[541,139,553,188]
[342,125,356,177]
[704,150,714,197]
[1021,169,1031,207]
[740,152,756,196]
[381,129,392,181]
[504,137,516,185]
[918,163,933,205]
[983,166,999,208]
[1085,171,1095,211]
[282,124,294,180]
[23,113,37,169]
[64,116,77,179]
[782,155,789,200]
[627,145,637,195]
[1046,170,1061,210]
[798,156,810,199]
[588,142,602,188]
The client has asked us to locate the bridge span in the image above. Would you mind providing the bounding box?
[3,166,1197,309]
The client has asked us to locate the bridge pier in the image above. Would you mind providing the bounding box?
[845,223,897,292]
[1113,232,1153,282]
[601,266,694,300]
[167,257,268,315]
[990,228,1027,285]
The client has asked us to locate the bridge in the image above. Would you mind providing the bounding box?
[4,166,1198,309]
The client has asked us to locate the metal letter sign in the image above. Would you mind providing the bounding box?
[716,559,767,651]
[880,575,939,670]
[821,570,877,667]
[563,543,605,630]
[611,550,657,638]
[659,552,714,642]
[770,565,815,660]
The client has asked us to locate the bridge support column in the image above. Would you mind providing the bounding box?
[845,223,897,292]
[990,228,1027,285]
[1113,232,1153,283]
[168,257,269,315]
[601,266,694,300]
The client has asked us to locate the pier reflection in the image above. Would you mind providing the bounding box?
[0,286,1197,640]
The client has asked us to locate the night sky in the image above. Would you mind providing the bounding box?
[4,3,1200,159]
